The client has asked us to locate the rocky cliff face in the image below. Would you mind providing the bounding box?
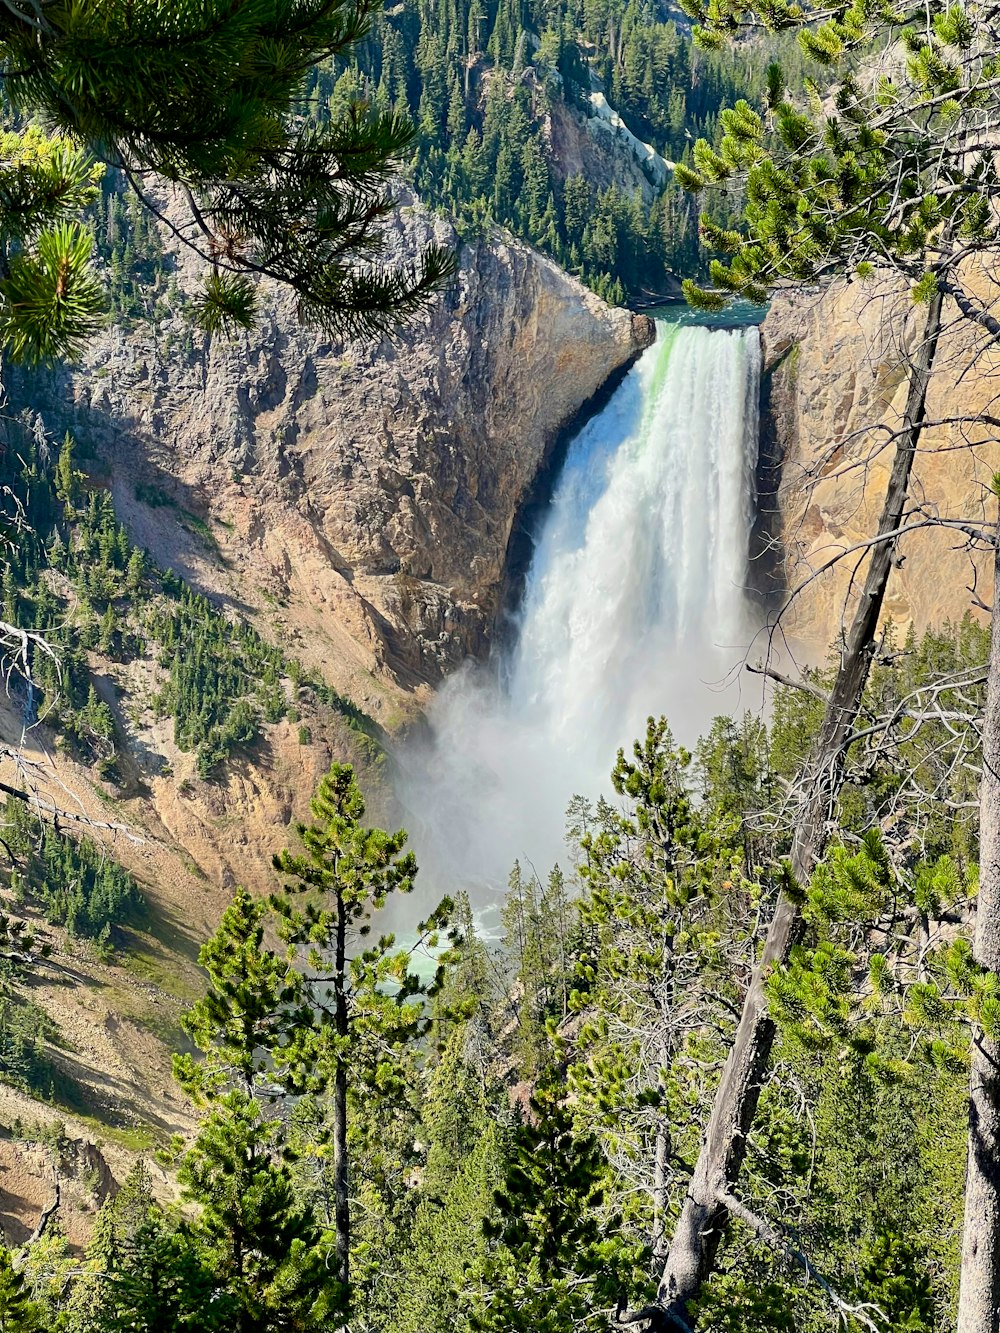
[545,94,673,205]
[17,193,652,720]
[760,275,1000,656]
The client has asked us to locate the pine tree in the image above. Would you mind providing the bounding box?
[0,1247,45,1333]
[124,549,145,598]
[0,127,104,364]
[17,1224,75,1330]
[178,1092,338,1333]
[64,1162,224,1333]
[421,1028,492,1198]
[173,887,299,1103]
[54,433,80,510]
[392,1123,505,1333]
[97,606,117,657]
[447,76,468,139]
[519,136,550,239]
[471,1074,645,1333]
[567,718,748,1264]
[173,890,338,1332]
[271,763,452,1298]
[562,175,592,246]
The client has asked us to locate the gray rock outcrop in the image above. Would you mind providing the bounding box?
[14,192,652,715]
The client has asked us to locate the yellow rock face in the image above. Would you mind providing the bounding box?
[761,268,1000,659]
[23,191,651,722]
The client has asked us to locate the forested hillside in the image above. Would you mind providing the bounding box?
[0,626,987,1329]
[76,0,764,310]
[310,0,796,302]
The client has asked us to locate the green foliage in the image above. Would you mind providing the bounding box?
[148,589,287,777]
[65,1162,225,1333]
[695,1260,798,1333]
[271,763,452,1100]
[4,797,144,944]
[391,1121,505,1333]
[471,1074,646,1332]
[0,221,103,365]
[767,826,981,1082]
[0,995,60,1097]
[169,882,344,1330]
[695,711,776,874]
[566,717,753,1247]
[88,176,175,327]
[17,1225,77,1330]
[0,127,103,365]
[173,887,299,1103]
[0,1246,46,1332]
[0,410,378,783]
[857,1231,936,1331]
[678,0,1000,308]
[310,0,771,303]
[163,767,462,1327]
[769,617,989,861]
[178,1090,340,1332]
[420,1027,497,1198]
[498,861,575,1076]
[0,0,454,358]
[0,665,989,1330]
[196,273,259,337]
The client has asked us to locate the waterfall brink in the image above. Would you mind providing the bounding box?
[397,319,762,903]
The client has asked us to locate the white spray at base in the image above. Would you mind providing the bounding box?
[396,319,762,905]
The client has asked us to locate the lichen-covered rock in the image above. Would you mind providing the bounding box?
[760,274,1000,656]
[16,191,650,716]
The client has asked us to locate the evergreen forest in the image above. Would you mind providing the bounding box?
[0,641,992,1331]
[0,0,999,1331]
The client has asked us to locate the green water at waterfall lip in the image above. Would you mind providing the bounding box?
[648,297,767,329]
[637,297,762,427]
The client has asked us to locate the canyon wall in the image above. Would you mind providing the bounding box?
[0,202,651,1232]
[760,272,1000,657]
[14,191,652,721]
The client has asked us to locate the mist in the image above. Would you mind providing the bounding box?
[394,319,764,914]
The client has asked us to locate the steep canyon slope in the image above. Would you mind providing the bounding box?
[0,199,651,1234]
[15,192,652,717]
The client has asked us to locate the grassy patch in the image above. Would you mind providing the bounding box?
[180,510,223,560]
[75,1114,160,1153]
[120,945,203,1004]
[132,1008,187,1052]
[117,897,205,1005]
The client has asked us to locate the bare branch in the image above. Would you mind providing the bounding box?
[745,663,829,702]
[716,1189,886,1332]
[26,1169,60,1246]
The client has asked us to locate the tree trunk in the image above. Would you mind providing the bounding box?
[334,1059,350,1278]
[654,287,945,1328]
[957,509,1000,1333]
[652,1121,670,1264]
[334,899,351,1302]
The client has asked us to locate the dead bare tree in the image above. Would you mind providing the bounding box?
[957,505,1000,1333]
[636,283,947,1331]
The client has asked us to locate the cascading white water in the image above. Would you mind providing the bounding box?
[397,318,762,901]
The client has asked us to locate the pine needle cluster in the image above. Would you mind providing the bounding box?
[0,1,455,362]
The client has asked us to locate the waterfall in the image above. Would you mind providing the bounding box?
[397,318,762,903]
